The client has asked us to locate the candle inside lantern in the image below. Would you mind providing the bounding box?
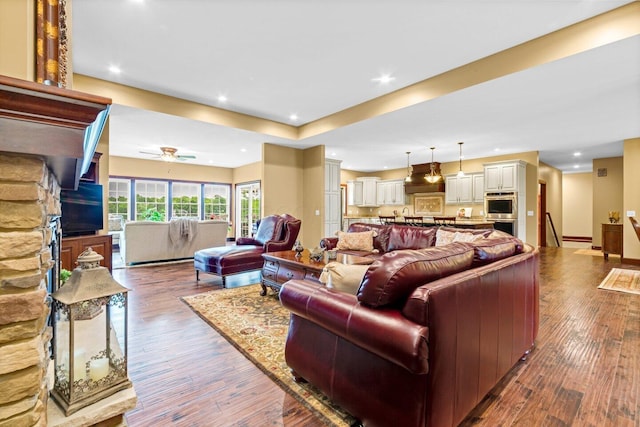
[73,350,87,381]
[89,358,109,381]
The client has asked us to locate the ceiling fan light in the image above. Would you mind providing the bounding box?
[161,152,176,162]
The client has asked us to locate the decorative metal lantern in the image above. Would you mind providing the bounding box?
[51,248,132,415]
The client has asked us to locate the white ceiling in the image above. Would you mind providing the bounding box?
[72,0,640,173]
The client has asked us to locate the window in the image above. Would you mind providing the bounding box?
[108,179,130,219]
[235,182,261,238]
[203,184,230,221]
[135,180,167,221]
[109,177,231,222]
[172,183,199,218]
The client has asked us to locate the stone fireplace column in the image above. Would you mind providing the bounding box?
[0,153,61,426]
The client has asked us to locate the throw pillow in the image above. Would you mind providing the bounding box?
[335,230,377,252]
[435,229,488,246]
[387,225,436,251]
[319,262,370,294]
[470,237,517,266]
[108,215,123,231]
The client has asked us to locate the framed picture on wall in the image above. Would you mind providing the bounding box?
[414,194,444,215]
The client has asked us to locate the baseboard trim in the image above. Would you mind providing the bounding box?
[622,257,640,265]
[562,236,592,243]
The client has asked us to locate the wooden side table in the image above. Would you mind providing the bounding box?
[261,250,373,296]
[602,223,623,260]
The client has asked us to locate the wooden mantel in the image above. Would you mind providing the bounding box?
[0,75,112,189]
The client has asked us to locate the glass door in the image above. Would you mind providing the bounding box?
[235,182,261,239]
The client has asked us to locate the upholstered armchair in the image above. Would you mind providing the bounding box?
[235,214,293,250]
[194,214,301,287]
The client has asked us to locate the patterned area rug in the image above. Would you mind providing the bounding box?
[598,268,640,295]
[181,284,356,426]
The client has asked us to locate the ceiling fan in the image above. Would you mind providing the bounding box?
[139,147,196,162]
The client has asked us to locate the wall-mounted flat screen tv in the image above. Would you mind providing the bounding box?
[60,182,104,237]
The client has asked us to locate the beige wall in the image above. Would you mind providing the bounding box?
[0,0,34,80]
[562,173,592,240]
[96,125,111,236]
[538,162,563,246]
[233,161,261,185]
[592,157,623,247]
[623,138,640,261]
[109,156,233,182]
[302,146,325,248]
[262,143,304,219]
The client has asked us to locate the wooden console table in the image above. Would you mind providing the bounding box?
[261,250,373,296]
[602,223,623,260]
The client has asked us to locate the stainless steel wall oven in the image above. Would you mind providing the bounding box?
[485,192,517,220]
[485,192,518,236]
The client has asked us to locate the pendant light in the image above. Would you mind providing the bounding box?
[404,151,413,183]
[424,147,442,184]
[456,141,465,177]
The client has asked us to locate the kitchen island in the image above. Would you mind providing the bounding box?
[343,216,493,230]
[391,219,494,229]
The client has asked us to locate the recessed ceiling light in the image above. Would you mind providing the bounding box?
[494,148,501,152]
[331,152,337,156]
[289,114,298,122]
[108,65,121,74]
[240,148,247,153]
[371,74,395,84]
[574,164,580,169]
[383,166,388,169]
[573,152,581,157]
[218,95,227,103]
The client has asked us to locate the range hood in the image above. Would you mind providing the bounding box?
[0,75,112,189]
[404,162,446,194]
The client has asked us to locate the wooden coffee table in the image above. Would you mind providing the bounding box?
[261,249,373,296]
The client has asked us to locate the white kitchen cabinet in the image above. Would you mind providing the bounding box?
[357,177,380,207]
[445,173,484,204]
[347,180,363,206]
[376,179,405,206]
[324,159,342,237]
[484,161,525,192]
[445,174,473,204]
[392,180,405,205]
[376,182,385,206]
[472,173,484,203]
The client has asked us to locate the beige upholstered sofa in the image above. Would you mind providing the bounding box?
[120,219,228,265]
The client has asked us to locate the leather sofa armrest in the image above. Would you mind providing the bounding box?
[237,237,261,246]
[280,279,429,374]
[320,237,338,250]
[264,239,294,252]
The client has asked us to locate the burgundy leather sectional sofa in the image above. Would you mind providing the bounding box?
[280,223,539,427]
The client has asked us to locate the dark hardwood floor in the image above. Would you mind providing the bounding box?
[113,248,639,426]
